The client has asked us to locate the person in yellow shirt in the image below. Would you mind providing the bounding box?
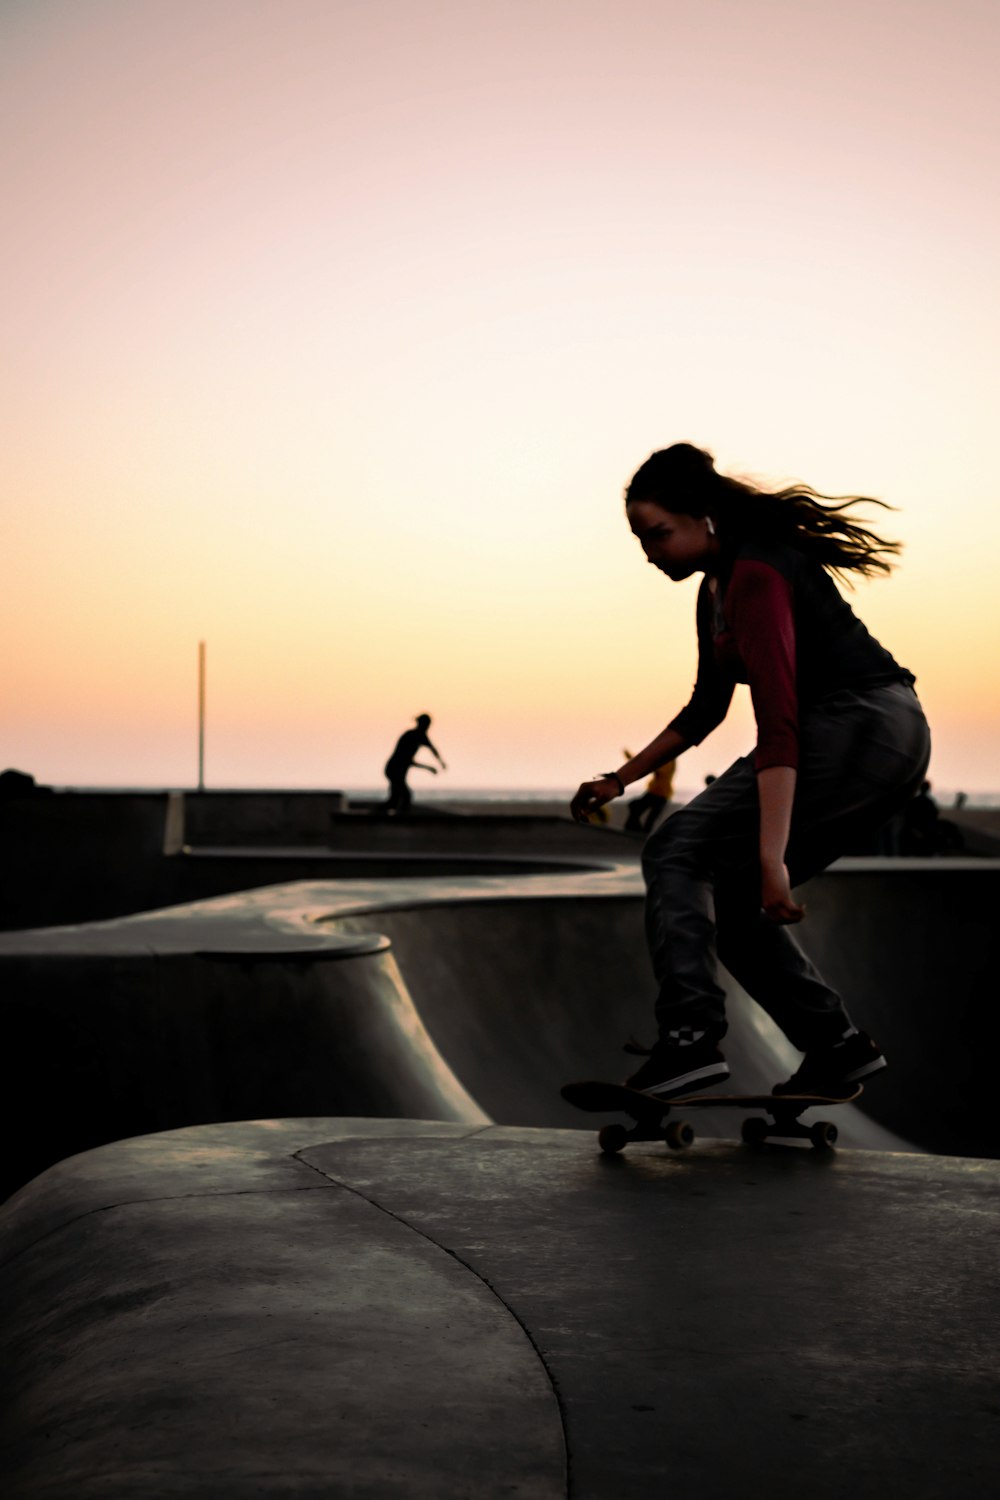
[624,752,676,834]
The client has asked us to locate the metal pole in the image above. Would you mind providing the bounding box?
[197,641,206,791]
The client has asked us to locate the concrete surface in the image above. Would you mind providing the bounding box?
[3,856,999,1199]
[0,925,486,1199]
[2,1118,998,1499]
[3,856,940,1200]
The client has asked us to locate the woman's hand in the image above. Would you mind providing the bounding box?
[761,861,805,924]
[571,776,621,823]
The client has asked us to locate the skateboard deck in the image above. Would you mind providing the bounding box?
[560,1078,863,1153]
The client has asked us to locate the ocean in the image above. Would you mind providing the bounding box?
[346,786,1000,809]
[64,785,1000,807]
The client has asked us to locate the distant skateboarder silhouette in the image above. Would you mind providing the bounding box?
[384,714,446,815]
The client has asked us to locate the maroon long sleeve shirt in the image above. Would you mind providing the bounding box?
[668,540,914,771]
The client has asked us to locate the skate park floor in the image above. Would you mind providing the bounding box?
[2,1117,998,1499]
[3,851,999,1494]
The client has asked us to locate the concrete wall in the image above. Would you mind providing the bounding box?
[183,789,347,846]
[0,792,183,930]
[786,861,998,1155]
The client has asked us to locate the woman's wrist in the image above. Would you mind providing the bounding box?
[601,771,626,797]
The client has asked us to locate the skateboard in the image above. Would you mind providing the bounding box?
[560,1079,863,1153]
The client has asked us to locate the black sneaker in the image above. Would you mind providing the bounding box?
[625,1033,730,1099]
[773,1028,886,1097]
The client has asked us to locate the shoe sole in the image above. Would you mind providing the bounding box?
[642,1063,731,1099]
[843,1055,887,1083]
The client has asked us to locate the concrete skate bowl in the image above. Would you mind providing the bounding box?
[318,891,911,1154]
[317,857,1000,1158]
[2,855,994,1198]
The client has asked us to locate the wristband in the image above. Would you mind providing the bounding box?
[601,771,626,797]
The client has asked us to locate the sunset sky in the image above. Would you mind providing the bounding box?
[3,0,998,794]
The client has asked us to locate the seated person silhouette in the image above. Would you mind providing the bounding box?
[384,714,446,815]
[900,780,964,855]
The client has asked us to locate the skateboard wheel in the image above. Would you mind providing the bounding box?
[598,1123,629,1155]
[741,1116,769,1146]
[809,1120,838,1150]
[665,1119,694,1150]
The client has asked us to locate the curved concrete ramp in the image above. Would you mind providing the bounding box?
[310,858,1000,1156]
[3,857,996,1175]
[324,896,912,1153]
[2,1120,998,1498]
[783,860,1000,1156]
[0,931,486,1199]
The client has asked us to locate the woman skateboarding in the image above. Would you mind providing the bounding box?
[571,443,930,1100]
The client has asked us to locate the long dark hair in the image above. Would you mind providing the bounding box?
[624,443,901,580]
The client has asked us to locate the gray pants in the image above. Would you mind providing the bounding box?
[642,682,931,1050]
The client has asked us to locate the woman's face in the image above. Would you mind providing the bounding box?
[627,499,717,581]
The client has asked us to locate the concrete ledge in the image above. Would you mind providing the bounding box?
[0,929,486,1199]
[183,789,348,846]
[0,1119,473,1254]
[168,847,606,908]
[329,810,638,859]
